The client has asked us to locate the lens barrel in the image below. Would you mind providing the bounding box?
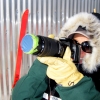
[36,35,66,57]
[21,34,65,57]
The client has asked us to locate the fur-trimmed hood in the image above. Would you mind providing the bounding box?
[58,12,100,73]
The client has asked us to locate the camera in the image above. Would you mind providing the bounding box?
[21,34,80,63]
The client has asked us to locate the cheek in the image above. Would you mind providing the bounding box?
[80,49,86,58]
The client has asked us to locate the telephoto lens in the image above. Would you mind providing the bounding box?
[20,34,65,57]
[21,34,80,63]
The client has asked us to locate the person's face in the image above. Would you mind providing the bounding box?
[73,33,89,63]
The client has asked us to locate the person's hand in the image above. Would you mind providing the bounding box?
[38,47,83,87]
[48,34,55,38]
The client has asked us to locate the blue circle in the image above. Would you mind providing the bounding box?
[21,35,33,53]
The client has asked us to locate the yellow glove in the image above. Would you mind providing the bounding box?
[48,34,55,38]
[38,46,83,87]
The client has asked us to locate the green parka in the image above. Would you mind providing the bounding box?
[12,59,100,100]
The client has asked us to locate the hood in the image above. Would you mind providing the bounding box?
[58,12,100,73]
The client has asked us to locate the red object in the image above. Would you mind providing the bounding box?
[12,9,29,88]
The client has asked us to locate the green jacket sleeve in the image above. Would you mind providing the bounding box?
[56,76,100,100]
[12,59,48,100]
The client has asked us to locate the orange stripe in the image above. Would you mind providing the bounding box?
[12,9,29,88]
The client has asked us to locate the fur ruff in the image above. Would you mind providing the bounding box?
[58,12,100,73]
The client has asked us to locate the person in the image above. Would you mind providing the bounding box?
[12,12,100,100]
